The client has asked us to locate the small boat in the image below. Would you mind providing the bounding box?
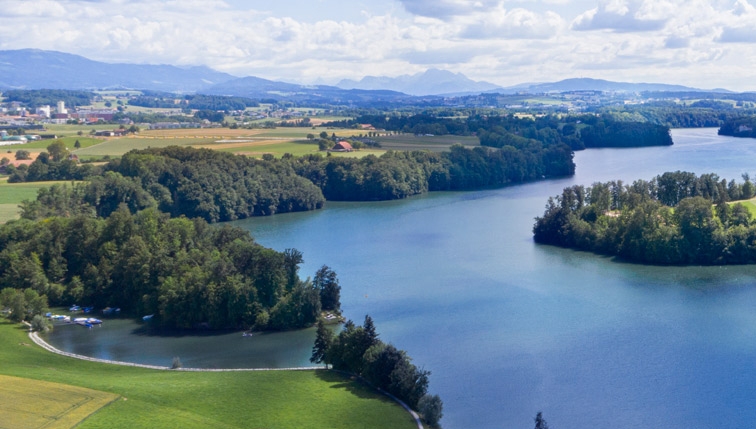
[83,307,94,314]
[69,305,81,312]
[87,318,102,325]
[142,314,154,321]
[242,332,255,337]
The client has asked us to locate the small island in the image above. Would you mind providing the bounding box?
[533,171,756,265]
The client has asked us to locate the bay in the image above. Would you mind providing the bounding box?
[45,128,756,428]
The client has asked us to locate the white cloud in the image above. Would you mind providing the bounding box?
[571,0,668,32]
[1,0,756,90]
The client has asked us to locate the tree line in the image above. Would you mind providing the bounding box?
[128,94,258,111]
[311,315,443,427]
[533,171,756,265]
[718,116,756,138]
[13,142,573,218]
[0,206,341,330]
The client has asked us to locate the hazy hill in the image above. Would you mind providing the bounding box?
[503,78,714,94]
[337,69,502,96]
[0,49,236,92]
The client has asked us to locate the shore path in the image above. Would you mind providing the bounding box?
[28,329,424,429]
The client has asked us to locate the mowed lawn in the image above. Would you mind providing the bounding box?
[0,375,119,429]
[0,321,419,429]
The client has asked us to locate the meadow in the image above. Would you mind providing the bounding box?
[0,320,419,429]
[0,179,74,223]
[375,134,480,152]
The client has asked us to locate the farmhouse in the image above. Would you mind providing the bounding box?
[331,141,353,152]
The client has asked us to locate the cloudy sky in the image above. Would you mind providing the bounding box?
[2,0,756,90]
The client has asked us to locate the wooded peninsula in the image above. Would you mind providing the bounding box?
[533,171,756,265]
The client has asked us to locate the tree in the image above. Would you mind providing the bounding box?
[306,133,315,140]
[310,319,333,367]
[15,150,31,160]
[418,394,443,427]
[30,314,52,332]
[314,265,341,311]
[47,140,70,162]
[283,248,304,289]
[0,157,9,166]
[319,131,328,139]
[74,140,81,149]
[534,411,550,429]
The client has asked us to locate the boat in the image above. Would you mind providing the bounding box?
[69,305,81,312]
[142,314,154,321]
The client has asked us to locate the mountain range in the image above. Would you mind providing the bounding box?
[336,69,501,96]
[0,49,730,102]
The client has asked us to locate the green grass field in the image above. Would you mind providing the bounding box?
[731,196,756,217]
[75,138,216,157]
[0,321,418,429]
[0,180,76,223]
[375,134,480,152]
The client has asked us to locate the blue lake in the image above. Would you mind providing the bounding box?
[45,128,756,428]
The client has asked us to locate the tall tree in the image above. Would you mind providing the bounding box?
[310,319,333,367]
[314,265,341,311]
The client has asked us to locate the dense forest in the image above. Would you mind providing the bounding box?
[128,94,259,111]
[718,116,756,138]
[0,206,341,330]
[327,113,673,151]
[533,171,756,265]
[2,89,93,108]
[13,142,574,216]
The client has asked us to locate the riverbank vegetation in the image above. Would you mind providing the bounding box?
[312,315,443,427]
[533,171,756,265]
[0,207,340,330]
[0,320,417,429]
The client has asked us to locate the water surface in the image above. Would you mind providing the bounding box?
[46,128,756,428]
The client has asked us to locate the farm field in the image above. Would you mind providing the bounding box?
[74,137,216,156]
[0,179,74,223]
[0,321,417,429]
[375,134,480,151]
[0,374,119,429]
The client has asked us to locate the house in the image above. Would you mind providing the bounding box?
[331,141,353,152]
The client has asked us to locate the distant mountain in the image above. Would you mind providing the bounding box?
[501,78,717,94]
[336,69,502,96]
[203,76,416,105]
[0,49,236,92]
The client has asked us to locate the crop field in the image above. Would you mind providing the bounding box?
[8,137,102,151]
[375,134,480,152]
[75,137,216,156]
[0,321,417,429]
[0,375,119,429]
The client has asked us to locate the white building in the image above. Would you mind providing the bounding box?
[57,101,67,114]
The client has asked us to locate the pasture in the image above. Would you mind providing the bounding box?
[0,321,418,429]
[0,374,119,429]
[0,179,74,223]
[375,134,480,152]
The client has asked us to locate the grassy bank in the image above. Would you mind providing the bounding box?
[0,320,418,429]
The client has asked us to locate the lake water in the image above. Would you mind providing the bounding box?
[45,128,756,428]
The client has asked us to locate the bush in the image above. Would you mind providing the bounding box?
[418,394,443,427]
[30,314,52,332]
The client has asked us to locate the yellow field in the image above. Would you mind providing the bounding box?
[0,374,119,429]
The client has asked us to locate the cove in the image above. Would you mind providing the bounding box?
[44,128,756,428]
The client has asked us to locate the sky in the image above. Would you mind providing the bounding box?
[2,0,756,91]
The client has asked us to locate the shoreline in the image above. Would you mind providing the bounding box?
[27,329,424,428]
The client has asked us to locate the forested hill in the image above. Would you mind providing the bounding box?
[533,171,756,265]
